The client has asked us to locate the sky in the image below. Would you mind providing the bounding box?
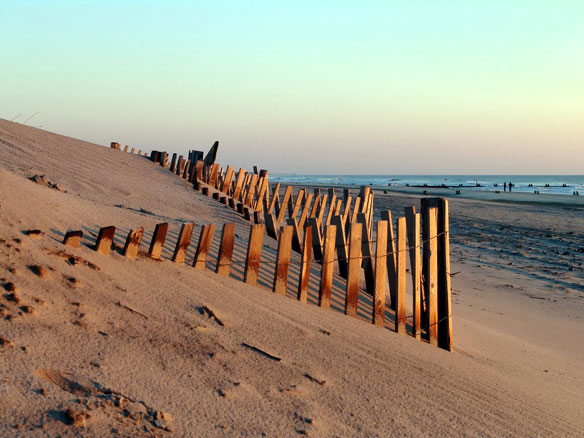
[2,1,583,174]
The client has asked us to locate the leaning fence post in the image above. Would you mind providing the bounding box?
[277,186,293,223]
[345,222,362,318]
[244,224,265,285]
[286,217,303,253]
[193,224,216,270]
[395,217,407,334]
[380,210,397,310]
[373,220,388,327]
[273,226,293,295]
[172,222,194,264]
[438,199,453,351]
[308,218,323,262]
[123,227,144,259]
[331,215,348,279]
[95,226,116,256]
[264,211,279,240]
[148,223,169,260]
[426,207,439,346]
[405,208,421,339]
[216,223,235,277]
[63,230,83,249]
[170,153,177,173]
[357,213,375,295]
[297,225,312,303]
[318,224,336,309]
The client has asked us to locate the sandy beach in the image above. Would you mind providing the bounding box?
[1,118,583,437]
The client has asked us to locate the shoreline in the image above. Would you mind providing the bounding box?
[274,181,584,208]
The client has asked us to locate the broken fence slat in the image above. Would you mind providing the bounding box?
[123,227,144,259]
[63,230,83,249]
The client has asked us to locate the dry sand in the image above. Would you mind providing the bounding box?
[0,118,583,437]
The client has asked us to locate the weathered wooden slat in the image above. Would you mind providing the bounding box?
[356,213,375,295]
[182,159,191,179]
[254,174,269,212]
[177,156,185,175]
[170,153,177,173]
[286,217,302,253]
[95,226,116,256]
[194,160,204,183]
[309,193,321,218]
[216,223,235,277]
[193,224,216,269]
[208,163,219,186]
[316,193,328,225]
[273,226,293,295]
[123,145,129,152]
[298,193,314,230]
[395,217,407,334]
[345,222,362,317]
[63,230,83,249]
[438,199,453,351]
[319,224,336,309]
[148,222,168,260]
[308,217,323,262]
[350,196,361,224]
[405,208,421,339]
[427,207,439,346]
[110,142,120,149]
[130,147,135,154]
[264,211,279,240]
[289,189,305,221]
[333,199,343,217]
[232,168,246,200]
[267,183,280,214]
[123,227,144,259]
[221,165,235,193]
[342,196,352,223]
[244,174,259,206]
[244,224,265,285]
[297,225,312,303]
[325,190,337,225]
[137,149,142,155]
[373,220,388,327]
[380,210,398,310]
[277,186,293,223]
[331,215,349,279]
[172,222,194,264]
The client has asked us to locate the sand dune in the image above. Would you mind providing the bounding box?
[1,118,583,437]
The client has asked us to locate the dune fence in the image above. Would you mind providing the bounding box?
[60,200,452,351]
[104,142,453,350]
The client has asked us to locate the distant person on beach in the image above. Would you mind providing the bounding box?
[509,182,513,192]
[504,182,507,192]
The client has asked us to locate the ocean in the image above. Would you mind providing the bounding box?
[271,175,584,196]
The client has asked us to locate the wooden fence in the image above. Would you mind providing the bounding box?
[106,143,453,350]
[61,198,453,351]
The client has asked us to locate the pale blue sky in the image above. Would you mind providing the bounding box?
[2,1,583,173]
